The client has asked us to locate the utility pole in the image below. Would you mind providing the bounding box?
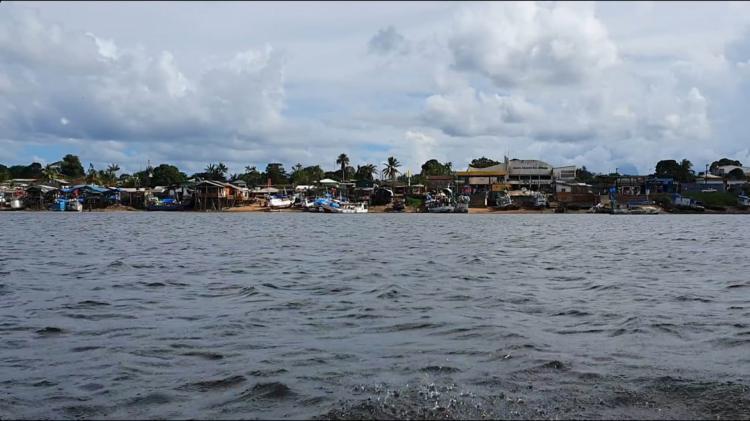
[704,163,708,188]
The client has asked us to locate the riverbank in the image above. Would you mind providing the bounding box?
[4,204,750,214]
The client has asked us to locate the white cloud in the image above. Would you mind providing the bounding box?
[448,2,618,87]
[2,1,750,176]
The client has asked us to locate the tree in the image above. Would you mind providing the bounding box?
[710,158,742,174]
[238,166,264,187]
[655,159,695,182]
[0,164,9,182]
[355,164,378,181]
[420,159,453,176]
[336,153,350,181]
[726,168,746,181]
[575,166,595,184]
[60,154,85,179]
[203,162,228,181]
[150,164,187,186]
[98,163,121,186]
[470,157,500,168]
[265,163,288,185]
[40,164,60,183]
[382,156,401,185]
[85,163,100,184]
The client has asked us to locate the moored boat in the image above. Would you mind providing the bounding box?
[268,195,293,210]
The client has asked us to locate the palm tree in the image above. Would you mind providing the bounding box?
[86,163,99,184]
[356,164,378,181]
[217,162,228,177]
[382,156,401,186]
[102,163,120,186]
[40,164,59,183]
[336,153,350,182]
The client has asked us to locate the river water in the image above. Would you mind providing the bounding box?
[1,212,748,419]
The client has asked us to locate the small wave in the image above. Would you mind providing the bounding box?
[557,328,605,335]
[239,382,294,400]
[553,309,591,317]
[178,375,246,392]
[675,295,713,303]
[182,351,224,360]
[32,380,56,387]
[420,365,461,374]
[36,327,65,336]
[63,405,107,418]
[141,282,166,287]
[128,392,173,406]
[248,368,288,377]
[71,346,103,352]
[369,322,445,333]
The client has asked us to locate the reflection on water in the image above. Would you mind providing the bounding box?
[1,213,748,419]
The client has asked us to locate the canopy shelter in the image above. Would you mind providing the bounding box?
[256,187,279,194]
[318,178,339,186]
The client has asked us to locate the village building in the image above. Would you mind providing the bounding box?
[455,157,577,194]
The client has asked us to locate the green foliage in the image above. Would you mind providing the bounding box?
[684,191,738,207]
[290,164,325,185]
[61,154,85,178]
[575,166,595,184]
[235,166,265,187]
[470,156,500,168]
[726,168,746,180]
[265,163,288,185]
[420,159,453,177]
[150,164,187,186]
[40,164,60,183]
[710,158,742,173]
[199,162,229,181]
[382,156,400,182]
[655,159,695,182]
[0,164,9,182]
[355,164,378,181]
[336,153,350,181]
[405,196,423,208]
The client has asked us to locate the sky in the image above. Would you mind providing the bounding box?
[3,1,750,177]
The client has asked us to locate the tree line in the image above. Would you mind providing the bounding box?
[0,154,745,188]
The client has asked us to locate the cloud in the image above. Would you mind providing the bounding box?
[368,26,409,55]
[423,87,540,137]
[448,2,618,87]
[0,5,285,156]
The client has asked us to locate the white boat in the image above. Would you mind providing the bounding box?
[426,201,454,213]
[454,195,470,213]
[425,188,455,213]
[738,195,750,209]
[66,199,83,212]
[9,198,24,210]
[321,200,368,213]
[268,196,293,209]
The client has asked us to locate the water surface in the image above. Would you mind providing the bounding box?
[1,213,748,419]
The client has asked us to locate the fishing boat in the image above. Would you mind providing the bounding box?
[489,192,519,211]
[454,195,470,213]
[324,201,368,213]
[425,188,455,213]
[146,197,183,211]
[67,198,83,212]
[268,195,293,210]
[9,198,25,210]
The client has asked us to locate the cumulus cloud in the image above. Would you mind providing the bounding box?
[3,2,750,176]
[0,5,285,156]
[448,2,618,87]
[423,87,540,137]
[368,25,409,55]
